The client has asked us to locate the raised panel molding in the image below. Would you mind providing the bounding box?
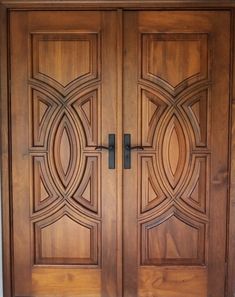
[139,155,167,214]
[34,206,100,265]
[51,112,81,190]
[31,33,100,96]
[29,33,102,268]
[31,155,60,213]
[71,87,100,146]
[30,88,60,148]
[181,89,210,148]
[140,87,169,148]
[140,208,206,265]
[141,33,209,95]
[73,156,100,214]
[138,30,211,268]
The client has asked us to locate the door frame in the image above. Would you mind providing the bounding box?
[1,2,235,297]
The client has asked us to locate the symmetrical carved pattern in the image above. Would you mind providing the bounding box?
[51,112,80,190]
[139,33,210,266]
[29,32,101,266]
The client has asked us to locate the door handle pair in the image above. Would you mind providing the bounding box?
[95,134,144,169]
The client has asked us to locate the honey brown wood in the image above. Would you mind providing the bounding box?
[123,11,230,297]
[1,5,234,297]
[10,11,118,297]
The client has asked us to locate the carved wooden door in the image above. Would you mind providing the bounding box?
[10,11,118,297]
[9,9,230,297]
[123,11,230,297]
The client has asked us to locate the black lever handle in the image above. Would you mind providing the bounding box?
[95,134,115,169]
[95,145,114,151]
[124,134,144,169]
[124,145,144,151]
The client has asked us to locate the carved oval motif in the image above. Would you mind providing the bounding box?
[160,113,189,192]
[51,113,81,191]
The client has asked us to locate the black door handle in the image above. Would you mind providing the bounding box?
[95,134,115,169]
[124,134,144,169]
[124,145,144,151]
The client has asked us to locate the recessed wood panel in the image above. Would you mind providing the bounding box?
[34,207,99,265]
[141,33,208,95]
[139,155,167,213]
[183,90,209,148]
[32,33,99,95]
[140,87,169,147]
[41,216,91,259]
[31,155,59,212]
[141,210,205,265]
[30,88,60,148]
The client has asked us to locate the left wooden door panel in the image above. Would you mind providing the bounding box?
[10,11,118,297]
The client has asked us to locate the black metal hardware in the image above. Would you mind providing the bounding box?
[124,134,144,169]
[95,134,115,169]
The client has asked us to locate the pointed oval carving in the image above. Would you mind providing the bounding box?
[161,114,188,190]
[59,127,71,176]
[53,113,80,189]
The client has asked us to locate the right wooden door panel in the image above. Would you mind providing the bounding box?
[123,11,230,297]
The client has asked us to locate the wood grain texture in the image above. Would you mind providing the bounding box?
[1,5,234,297]
[0,4,12,297]
[32,268,101,297]
[124,10,230,297]
[2,0,235,9]
[10,10,118,296]
[138,267,207,297]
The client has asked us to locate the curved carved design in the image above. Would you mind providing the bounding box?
[180,156,209,214]
[139,155,167,214]
[138,32,211,267]
[158,112,190,195]
[141,33,208,96]
[181,89,209,148]
[140,207,206,265]
[71,87,99,146]
[140,87,169,147]
[72,156,100,214]
[31,155,60,213]
[51,112,81,190]
[30,88,60,148]
[29,32,102,268]
[31,33,100,96]
[34,205,100,265]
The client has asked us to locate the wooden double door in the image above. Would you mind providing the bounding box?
[10,10,230,297]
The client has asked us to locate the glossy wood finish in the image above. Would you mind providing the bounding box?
[1,4,235,297]
[2,0,235,9]
[10,11,118,297]
[123,11,230,297]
